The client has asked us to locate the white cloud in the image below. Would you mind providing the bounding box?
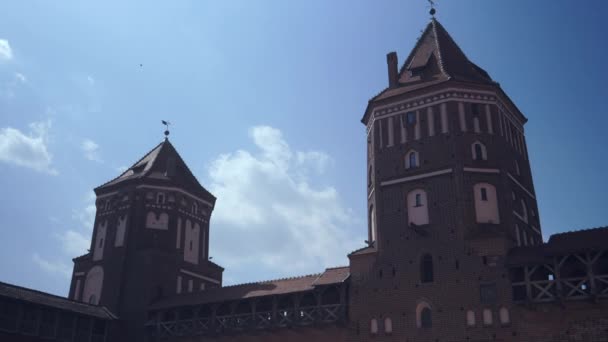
[15,72,26,83]
[72,191,97,230]
[0,39,12,61]
[0,120,57,174]
[56,230,90,256]
[81,139,102,162]
[87,75,95,85]
[207,126,362,282]
[296,150,332,174]
[32,254,72,279]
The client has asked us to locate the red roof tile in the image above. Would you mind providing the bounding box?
[149,267,349,310]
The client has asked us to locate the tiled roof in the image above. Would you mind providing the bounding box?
[312,266,349,286]
[362,18,497,124]
[507,226,608,266]
[149,267,349,310]
[0,281,116,319]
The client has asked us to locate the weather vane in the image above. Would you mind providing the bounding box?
[428,0,437,17]
[162,120,171,139]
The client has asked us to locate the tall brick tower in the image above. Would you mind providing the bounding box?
[68,137,223,340]
[348,18,541,341]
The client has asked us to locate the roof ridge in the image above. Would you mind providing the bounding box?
[325,265,349,270]
[0,280,100,308]
[95,140,165,190]
[550,226,608,237]
[430,19,449,78]
[221,273,322,289]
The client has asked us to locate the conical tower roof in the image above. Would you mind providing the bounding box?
[95,139,215,202]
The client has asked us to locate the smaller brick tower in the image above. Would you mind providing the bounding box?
[68,137,223,340]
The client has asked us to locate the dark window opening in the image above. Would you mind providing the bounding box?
[98,238,104,248]
[474,143,484,161]
[189,240,193,251]
[421,308,432,328]
[407,111,416,125]
[415,193,423,207]
[420,254,434,283]
[480,283,498,304]
[409,152,418,168]
[472,103,480,116]
[480,188,488,201]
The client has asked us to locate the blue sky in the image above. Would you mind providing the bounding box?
[1,1,607,297]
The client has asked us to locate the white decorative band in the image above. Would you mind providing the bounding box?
[381,168,453,187]
[180,269,221,285]
[463,167,500,174]
[512,211,528,224]
[136,185,213,207]
[463,167,500,173]
[506,173,536,200]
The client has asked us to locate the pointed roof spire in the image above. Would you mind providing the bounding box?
[95,139,216,202]
[365,18,495,109]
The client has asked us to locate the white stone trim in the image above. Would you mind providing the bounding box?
[368,187,375,200]
[463,167,500,174]
[136,185,213,207]
[440,103,448,133]
[180,269,221,285]
[96,191,118,199]
[531,225,541,235]
[366,87,526,136]
[513,211,528,224]
[381,169,453,187]
[427,107,435,137]
[485,104,494,134]
[387,116,394,147]
[506,173,536,199]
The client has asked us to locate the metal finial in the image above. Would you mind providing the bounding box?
[161,120,171,139]
[428,0,437,17]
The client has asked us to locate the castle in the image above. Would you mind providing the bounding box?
[1,17,607,342]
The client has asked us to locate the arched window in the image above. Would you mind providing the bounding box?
[407,189,429,225]
[370,318,378,334]
[405,150,419,169]
[416,302,432,328]
[192,202,198,214]
[499,307,510,325]
[482,309,493,326]
[471,141,487,161]
[384,317,392,334]
[473,183,500,224]
[466,310,476,326]
[156,192,166,205]
[520,199,528,221]
[82,266,104,305]
[515,224,521,246]
[515,160,520,175]
[420,254,434,283]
